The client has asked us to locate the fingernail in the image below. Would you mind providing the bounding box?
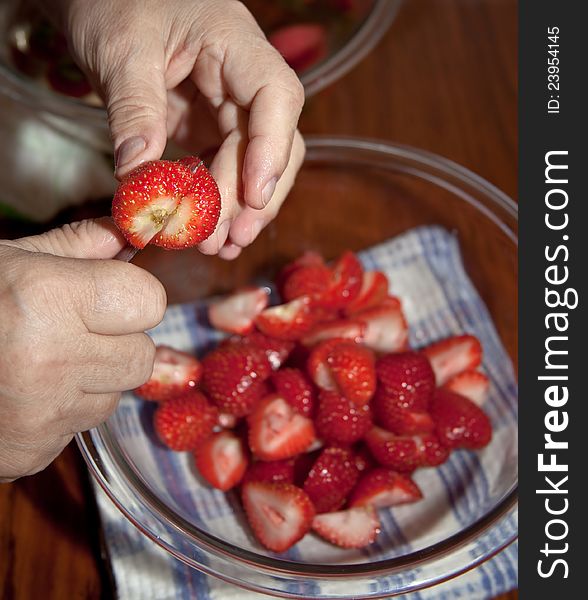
[115,136,146,174]
[249,220,264,245]
[261,177,277,207]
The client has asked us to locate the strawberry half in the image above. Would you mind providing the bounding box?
[357,297,409,353]
[269,23,328,73]
[242,459,295,487]
[195,430,248,491]
[344,271,389,315]
[112,157,220,249]
[255,296,318,341]
[154,391,218,451]
[418,432,451,467]
[430,389,492,450]
[241,481,315,552]
[443,370,490,406]
[134,345,203,402]
[320,251,363,309]
[364,427,422,472]
[348,468,423,509]
[276,251,326,297]
[421,334,483,385]
[238,331,294,371]
[270,368,317,418]
[281,264,331,303]
[312,506,380,549]
[208,287,270,335]
[248,394,316,460]
[315,390,372,444]
[301,318,366,347]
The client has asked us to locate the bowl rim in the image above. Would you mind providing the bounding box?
[77,135,518,592]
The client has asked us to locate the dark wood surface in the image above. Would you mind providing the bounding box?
[0,0,518,598]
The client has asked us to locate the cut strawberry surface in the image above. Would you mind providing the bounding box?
[255,296,318,341]
[270,368,317,418]
[135,345,203,402]
[112,158,220,249]
[443,369,490,406]
[301,318,366,347]
[208,287,270,335]
[307,338,343,392]
[248,394,316,460]
[348,468,423,509]
[312,506,380,549]
[315,390,372,444]
[358,297,409,353]
[195,430,248,491]
[344,271,390,315]
[422,334,483,385]
[269,23,328,73]
[242,482,315,552]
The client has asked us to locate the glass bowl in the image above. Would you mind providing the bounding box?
[77,137,518,598]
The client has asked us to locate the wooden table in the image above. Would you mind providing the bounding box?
[0,0,517,598]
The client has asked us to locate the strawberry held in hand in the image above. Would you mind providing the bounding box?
[112,157,221,249]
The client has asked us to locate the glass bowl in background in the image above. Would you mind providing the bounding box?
[77,137,518,598]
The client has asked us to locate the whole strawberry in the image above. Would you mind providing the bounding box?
[315,390,372,444]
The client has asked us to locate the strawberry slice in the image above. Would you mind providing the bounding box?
[418,432,451,466]
[303,447,359,513]
[281,264,331,303]
[195,430,248,491]
[373,396,435,435]
[248,394,316,460]
[270,368,317,418]
[443,370,490,406]
[154,391,218,451]
[242,459,295,486]
[315,390,372,444]
[364,427,422,472]
[354,445,376,474]
[276,251,326,297]
[348,467,423,509]
[301,318,366,347]
[208,287,270,335]
[269,23,328,73]
[421,334,483,385]
[344,271,389,315]
[312,506,380,549]
[306,338,342,392]
[134,345,203,403]
[237,331,294,371]
[255,296,318,341]
[320,251,363,309]
[241,481,315,552]
[112,157,220,249]
[430,389,492,449]
[357,297,409,353]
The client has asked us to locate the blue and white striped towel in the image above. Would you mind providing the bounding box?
[92,225,518,599]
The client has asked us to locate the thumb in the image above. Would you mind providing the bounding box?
[104,48,168,180]
[3,218,127,260]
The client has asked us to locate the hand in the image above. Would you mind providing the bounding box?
[56,0,306,259]
[0,219,166,481]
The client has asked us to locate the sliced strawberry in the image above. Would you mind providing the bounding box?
[373,394,435,435]
[270,368,317,418]
[238,331,294,371]
[353,445,376,474]
[241,481,315,552]
[301,318,366,347]
[208,287,270,335]
[276,251,326,297]
[417,432,451,466]
[112,158,220,249]
[364,427,421,472]
[306,338,343,392]
[312,506,380,549]
[195,430,248,490]
[248,394,316,460]
[357,297,409,353]
[348,468,422,509]
[201,343,272,417]
[320,251,363,309]
[430,389,492,449]
[134,345,203,402]
[344,271,389,315]
[315,390,372,444]
[281,264,331,303]
[303,447,359,513]
[242,459,295,486]
[255,296,318,341]
[327,341,377,405]
[269,23,328,73]
[443,370,490,406]
[154,391,218,451]
[421,334,483,385]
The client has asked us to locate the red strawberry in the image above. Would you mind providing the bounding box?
[208,287,270,335]
[269,23,328,72]
[418,432,451,466]
[248,394,316,460]
[315,390,372,444]
[112,158,221,249]
[320,251,363,309]
[344,271,389,315]
[195,430,248,490]
[303,447,359,513]
[242,459,295,486]
[134,345,203,402]
[238,331,294,371]
[201,343,272,417]
[353,445,376,474]
[270,368,317,418]
[276,251,326,296]
[364,427,421,472]
[444,370,490,406]
[281,264,331,303]
[46,59,92,98]
[306,338,343,392]
[430,389,492,449]
[217,412,238,429]
[312,506,380,549]
[255,296,318,341]
[421,334,483,385]
[241,482,315,552]
[348,468,422,508]
[357,297,409,353]
[154,391,218,451]
[373,396,435,436]
[301,318,366,347]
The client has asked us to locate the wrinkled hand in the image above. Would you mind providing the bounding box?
[0,219,166,481]
[56,0,306,259]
